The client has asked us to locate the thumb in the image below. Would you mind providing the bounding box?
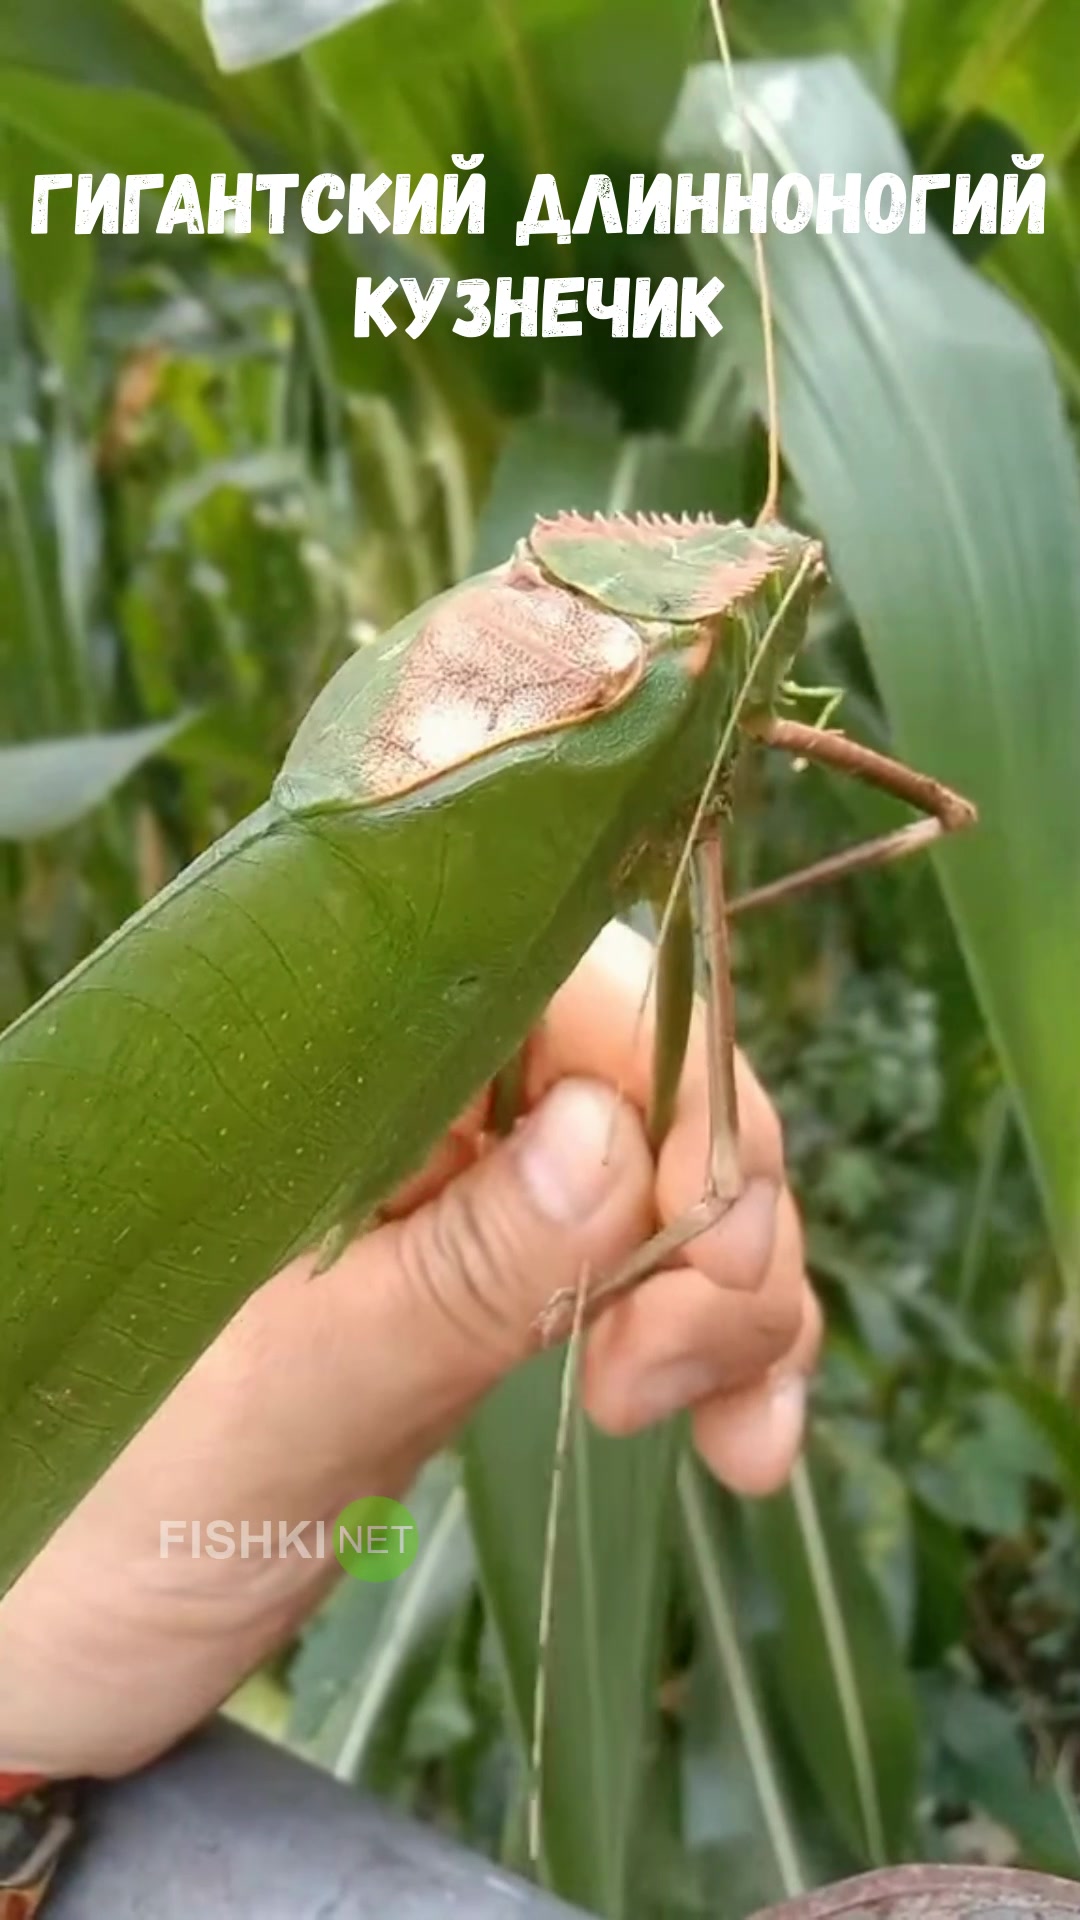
[374,1077,655,1398]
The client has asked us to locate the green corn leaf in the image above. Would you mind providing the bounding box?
[677,1452,808,1913]
[898,0,1080,161]
[288,1455,475,1781]
[728,0,901,94]
[0,0,216,111]
[933,1681,1080,1877]
[0,127,93,372]
[0,0,303,164]
[203,0,397,71]
[668,55,1080,1280]
[746,1446,919,1865]
[983,177,1080,408]
[0,715,196,841]
[0,69,245,184]
[1000,1373,1080,1516]
[464,1354,679,1917]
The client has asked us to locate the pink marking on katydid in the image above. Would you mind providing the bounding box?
[360,564,645,800]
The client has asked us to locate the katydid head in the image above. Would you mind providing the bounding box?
[525,511,825,714]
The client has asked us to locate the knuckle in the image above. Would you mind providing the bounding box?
[753,1269,803,1353]
[398,1176,521,1355]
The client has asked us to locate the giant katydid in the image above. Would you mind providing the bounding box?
[0,505,974,1601]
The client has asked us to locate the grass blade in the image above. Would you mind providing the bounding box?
[746,1442,919,1864]
[0,716,196,841]
[464,1354,679,1916]
[678,1451,806,1903]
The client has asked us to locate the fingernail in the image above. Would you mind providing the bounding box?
[703,1371,808,1497]
[516,1081,623,1225]
[767,1371,807,1454]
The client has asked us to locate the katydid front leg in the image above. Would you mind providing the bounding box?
[538,822,744,1340]
[646,868,696,1153]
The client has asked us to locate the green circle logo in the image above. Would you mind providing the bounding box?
[334,1496,418,1583]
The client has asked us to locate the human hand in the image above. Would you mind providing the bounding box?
[0,921,819,1779]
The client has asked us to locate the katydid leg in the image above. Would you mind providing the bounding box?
[729,817,943,918]
[538,824,743,1338]
[694,825,741,1208]
[647,872,695,1152]
[491,1045,529,1137]
[729,716,976,918]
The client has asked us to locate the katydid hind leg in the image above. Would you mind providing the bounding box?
[694,824,742,1208]
[491,1045,529,1137]
[730,716,977,918]
[729,817,944,918]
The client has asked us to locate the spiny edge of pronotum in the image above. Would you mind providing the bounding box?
[532,508,742,544]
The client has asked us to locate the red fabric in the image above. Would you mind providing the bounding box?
[0,1772,46,1805]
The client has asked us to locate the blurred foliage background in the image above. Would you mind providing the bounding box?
[2,0,1080,1913]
